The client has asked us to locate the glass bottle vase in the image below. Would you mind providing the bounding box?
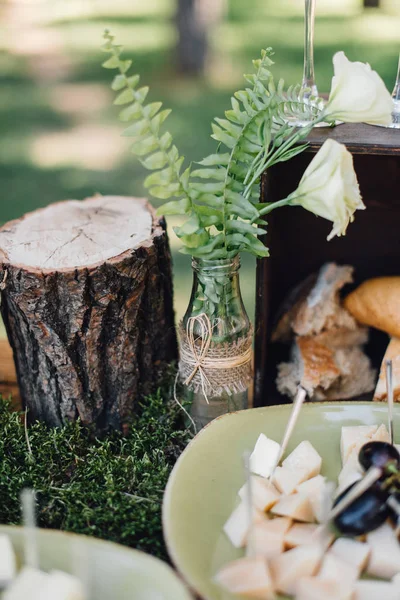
[179,256,252,431]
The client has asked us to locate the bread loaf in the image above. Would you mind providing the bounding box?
[373,337,400,402]
[275,263,376,401]
[344,277,400,338]
[277,334,376,401]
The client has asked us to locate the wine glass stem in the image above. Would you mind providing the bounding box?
[392,53,400,102]
[302,0,318,98]
[392,53,400,126]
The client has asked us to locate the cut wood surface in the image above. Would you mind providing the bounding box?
[0,195,177,431]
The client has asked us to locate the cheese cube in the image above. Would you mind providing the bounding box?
[329,538,370,574]
[318,553,358,585]
[296,577,354,600]
[354,581,400,600]
[338,448,363,485]
[3,567,49,600]
[367,523,400,579]
[270,543,323,596]
[258,517,292,536]
[372,423,390,443]
[271,494,315,523]
[296,476,334,523]
[282,441,322,480]
[249,434,281,478]
[214,556,275,599]
[0,535,16,586]
[311,525,335,551]
[249,523,284,560]
[272,466,309,495]
[250,517,292,557]
[41,571,86,600]
[340,425,378,464]
[284,523,319,549]
[223,500,263,548]
[238,476,280,512]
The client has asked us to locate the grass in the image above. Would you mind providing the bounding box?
[0,0,399,326]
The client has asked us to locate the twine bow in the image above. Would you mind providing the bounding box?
[179,312,253,404]
[181,313,213,401]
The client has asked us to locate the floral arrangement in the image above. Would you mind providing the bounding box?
[101,32,393,420]
[101,33,392,258]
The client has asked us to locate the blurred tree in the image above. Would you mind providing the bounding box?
[176,0,226,74]
[363,0,380,6]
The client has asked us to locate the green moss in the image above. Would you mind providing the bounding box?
[0,388,191,560]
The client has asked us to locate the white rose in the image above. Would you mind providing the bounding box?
[325,51,393,125]
[289,139,365,241]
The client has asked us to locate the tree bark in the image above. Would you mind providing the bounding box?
[0,196,177,432]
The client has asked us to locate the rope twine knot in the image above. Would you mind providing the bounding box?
[178,312,253,403]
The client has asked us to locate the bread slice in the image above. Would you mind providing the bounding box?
[277,335,375,400]
[373,337,400,402]
[273,263,356,341]
[344,277,400,338]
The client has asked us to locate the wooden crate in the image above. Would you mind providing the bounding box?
[254,122,400,407]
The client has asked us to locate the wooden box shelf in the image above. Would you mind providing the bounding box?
[254,123,400,407]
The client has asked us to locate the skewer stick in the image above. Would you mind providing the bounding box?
[270,386,307,478]
[329,466,382,521]
[20,488,39,570]
[386,359,394,445]
[243,450,255,558]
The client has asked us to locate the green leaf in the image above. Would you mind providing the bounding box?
[194,193,224,209]
[214,118,242,138]
[160,132,173,151]
[119,59,132,73]
[174,213,201,236]
[190,181,225,194]
[144,166,173,187]
[102,56,120,69]
[151,109,172,130]
[111,74,127,91]
[130,135,159,156]
[140,151,168,170]
[226,220,266,236]
[143,102,163,118]
[114,88,135,105]
[157,197,190,215]
[122,119,149,137]
[119,103,143,121]
[191,168,226,181]
[211,124,236,149]
[180,166,191,189]
[197,153,230,167]
[179,231,210,249]
[135,86,150,103]
[149,183,181,199]
[225,190,259,218]
[195,205,223,218]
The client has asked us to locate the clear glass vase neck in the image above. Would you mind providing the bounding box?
[183,254,250,343]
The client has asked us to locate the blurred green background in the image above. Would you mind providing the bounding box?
[0,0,399,338]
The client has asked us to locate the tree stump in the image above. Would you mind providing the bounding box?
[0,195,177,431]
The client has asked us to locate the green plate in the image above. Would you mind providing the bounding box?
[0,525,193,600]
[163,402,399,600]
